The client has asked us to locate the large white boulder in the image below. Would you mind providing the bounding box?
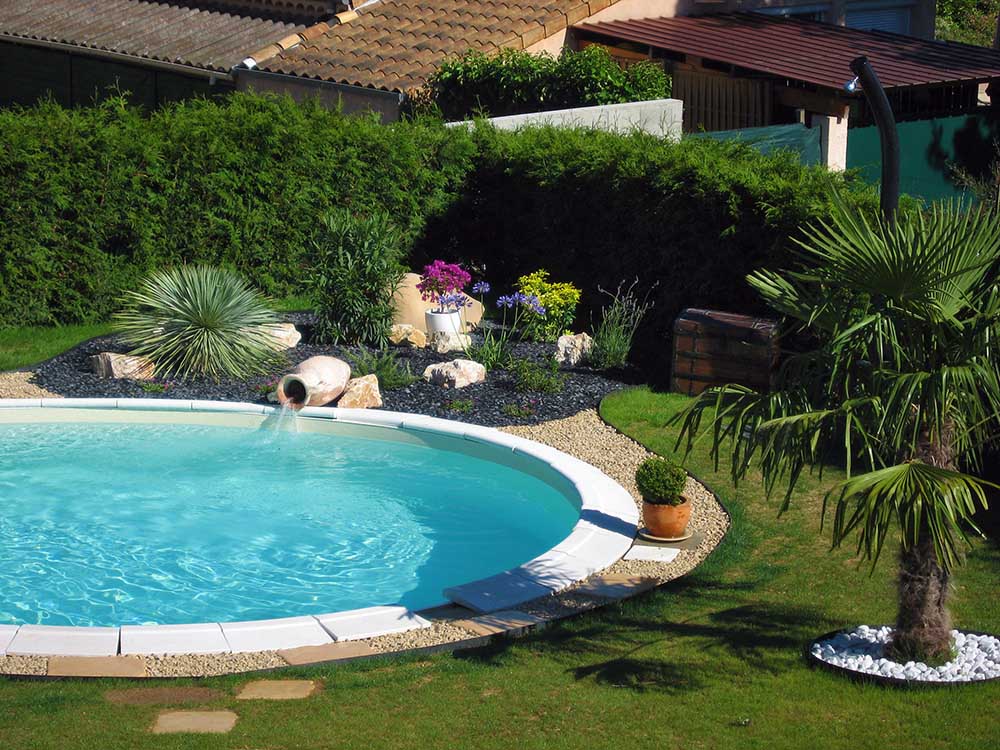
[429,330,472,354]
[266,323,302,350]
[555,332,593,367]
[422,359,486,389]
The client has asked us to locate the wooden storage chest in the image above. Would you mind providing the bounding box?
[672,308,779,396]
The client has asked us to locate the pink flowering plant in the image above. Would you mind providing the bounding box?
[417,261,472,313]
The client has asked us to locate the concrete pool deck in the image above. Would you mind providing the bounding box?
[0,403,728,678]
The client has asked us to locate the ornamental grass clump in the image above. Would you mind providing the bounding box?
[113,265,281,379]
[635,457,688,505]
[591,279,656,370]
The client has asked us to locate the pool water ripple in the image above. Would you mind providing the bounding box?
[0,420,578,626]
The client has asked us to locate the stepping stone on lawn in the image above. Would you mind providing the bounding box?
[236,680,319,701]
[151,710,237,734]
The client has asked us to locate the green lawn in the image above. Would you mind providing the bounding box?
[0,296,312,372]
[1,387,997,749]
[0,323,114,371]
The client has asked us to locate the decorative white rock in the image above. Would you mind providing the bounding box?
[337,374,383,409]
[265,323,302,350]
[810,626,1000,683]
[89,352,155,380]
[277,356,351,408]
[429,330,472,354]
[555,332,593,367]
[423,359,486,389]
[388,323,427,349]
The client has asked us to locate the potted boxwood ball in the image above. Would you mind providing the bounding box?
[635,457,691,539]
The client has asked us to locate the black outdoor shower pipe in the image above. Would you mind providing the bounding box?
[849,56,900,224]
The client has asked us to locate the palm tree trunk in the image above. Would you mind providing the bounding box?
[889,533,953,662]
[888,428,955,662]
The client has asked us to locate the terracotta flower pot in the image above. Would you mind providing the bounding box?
[642,496,692,539]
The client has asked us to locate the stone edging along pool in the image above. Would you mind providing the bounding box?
[0,398,658,675]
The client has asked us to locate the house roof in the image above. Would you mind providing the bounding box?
[575,12,1000,90]
[0,0,310,74]
[260,0,623,92]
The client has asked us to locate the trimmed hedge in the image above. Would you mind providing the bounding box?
[0,93,879,374]
[0,94,473,327]
[422,46,671,121]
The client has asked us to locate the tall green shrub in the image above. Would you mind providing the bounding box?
[309,210,405,346]
[424,46,671,121]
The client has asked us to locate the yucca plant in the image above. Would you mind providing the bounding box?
[114,265,282,378]
[675,195,1000,663]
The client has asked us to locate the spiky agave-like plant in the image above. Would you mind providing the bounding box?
[675,195,1000,663]
[114,265,282,379]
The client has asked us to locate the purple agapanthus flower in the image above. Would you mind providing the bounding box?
[472,281,491,295]
[437,292,472,311]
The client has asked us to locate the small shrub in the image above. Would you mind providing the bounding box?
[467,333,513,370]
[516,270,581,341]
[502,400,538,419]
[635,457,687,505]
[347,347,418,390]
[445,397,474,413]
[510,357,565,394]
[139,381,168,394]
[113,265,281,378]
[309,210,406,347]
[590,279,655,370]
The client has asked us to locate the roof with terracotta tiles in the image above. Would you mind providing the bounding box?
[0,0,312,73]
[261,0,622,92]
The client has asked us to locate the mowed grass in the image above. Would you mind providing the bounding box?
[0,296,313,372]
[0,323,114,371]
[1,387,998,749]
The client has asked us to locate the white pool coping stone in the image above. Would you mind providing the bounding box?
[0,398,639,655]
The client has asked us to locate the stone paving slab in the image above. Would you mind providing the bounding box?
[623,544,681,563]
[278,641,376,666]
[453,610,545,637]
[0,625,18,655]
[445,571,553,614]
[572,572,659,600]
[151,710,238,734]
[7,625,119,657]
[48,655,146,678]
[315,606,431,641]
[236,679,319,700]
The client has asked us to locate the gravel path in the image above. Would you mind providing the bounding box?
[0,372,58,399]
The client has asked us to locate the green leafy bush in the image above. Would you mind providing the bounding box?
[635,458,688,506]
[113,265,281,378]
[590,279,655,370]
[510,357,565,394]
[347,346,418,390]
[424,46,671,120]
[515,270,581,341]
[309,210,406,346]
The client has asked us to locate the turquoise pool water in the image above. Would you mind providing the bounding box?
[0,419,579,627]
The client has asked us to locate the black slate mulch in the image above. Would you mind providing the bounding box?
[28,316,637,428]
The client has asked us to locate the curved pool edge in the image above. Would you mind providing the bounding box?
[0,398,639,659]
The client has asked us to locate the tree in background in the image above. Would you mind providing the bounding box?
[936,0,1000,47]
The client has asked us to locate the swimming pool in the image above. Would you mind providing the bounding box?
[0,400,638,655]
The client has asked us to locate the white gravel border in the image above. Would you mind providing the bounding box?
[0,398,638,657]
[810,626,1000,684]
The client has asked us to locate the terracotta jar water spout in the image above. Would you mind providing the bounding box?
[277,356,351,409]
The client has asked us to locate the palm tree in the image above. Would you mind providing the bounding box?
[675,196,1000,662]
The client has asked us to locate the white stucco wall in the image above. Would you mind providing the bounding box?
[449,98,683,140]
